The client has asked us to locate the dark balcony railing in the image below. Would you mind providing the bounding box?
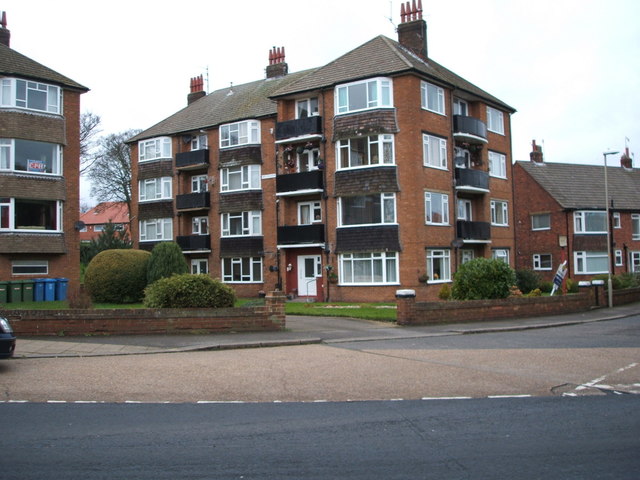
[277,224,325,245]
[175,149,209,169]
[453,115,487,144]
[275,116,323,141]
[456,220,491,241]
[176,192,210,210]
[455,168,490,192]
[176,234,211,251]
[276,170,323,194]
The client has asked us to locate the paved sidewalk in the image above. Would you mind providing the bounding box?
[12,302,640,358]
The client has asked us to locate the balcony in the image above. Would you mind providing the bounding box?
[456,220,491,243]
[277,224,325,246]
[276,170,323,196]
[176,192,210,211]
[175,149,209,170]
[453,115,488,145]
[176,234,211,252]
[455,168,490,193]
[275,116,323,141]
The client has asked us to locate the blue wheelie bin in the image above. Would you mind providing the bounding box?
[55,278,69,301]
[43,279,56,302]
[33,278,45,302]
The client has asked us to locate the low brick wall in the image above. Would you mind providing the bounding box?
[2,291,286,337]
[396,286,640,326]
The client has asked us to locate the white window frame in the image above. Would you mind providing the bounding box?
[222,257,263,283]
[425,191,449,225]
[298,201,322,225]
[531,213,551,231]
[337,134,395,169]
[615,249,623,267]
[574,211,607,234]
[296,97,319,118]
[0,138,63,175]
[297,147,320,172]
[487,106,504,135]
[1,78,61,114]
[492,248,510,264]
[338,193,396,227]
[423,134,448,169]
[426,249,451,283]
[574,251,608,275]
[613,212,621,229]
[335,77,393,115]
[139,218,173,242]
[191,134,208,150]
[453,98,468,116]
[219,120,260,148]
[192,216,209,235]
[191,174,209,193]
[421,81,446,115]
[191,259,209,275]
[139,137,171,162]
[139,177,172,202]
[491,200,509,226]
[533,253,552,270]
[220,164,261,192]
[488,151,507,179]
[630,251,640,273]
[0,198,62,232]
[221,211,262,237]
[458,199,472,221]
[339,252,398,285]
[632,214,640,240]
[11,260,49,275]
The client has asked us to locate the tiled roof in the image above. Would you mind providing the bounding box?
[270,35,515,112]
[129,69,314,143]
[80,202,130,226]
[516,161,640,210]
[0,43,88,91]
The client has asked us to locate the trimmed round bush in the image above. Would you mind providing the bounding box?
[147,241,188,285]
[143,274,236,308]
[515,269,541,294]
[85,249,151,303]
[451,257,516,300]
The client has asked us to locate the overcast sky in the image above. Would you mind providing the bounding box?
[3,0,639,203]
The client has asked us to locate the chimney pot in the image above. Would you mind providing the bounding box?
[0,11,10,47]
[397,1,427,58]
[266,46,288,78]
[530,139,544,163]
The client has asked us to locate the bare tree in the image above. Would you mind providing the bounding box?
[79,111,102,174]
[86,129,141,216]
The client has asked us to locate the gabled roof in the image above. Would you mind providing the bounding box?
[270,35,515,113]
[0,43,88,92]
[128,69,314,143]
[80,202,130,226]
[516,161,640,211]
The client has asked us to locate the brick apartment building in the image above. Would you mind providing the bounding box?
[79,202,130,243]
[0,12,88,296]
[129,3,516,302]
[513,142,640,282]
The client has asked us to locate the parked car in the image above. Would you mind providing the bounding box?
[0,316,16,359]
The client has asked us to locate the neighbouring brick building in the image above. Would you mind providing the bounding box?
[0,12,88,297]
[513,142,640,282]
[79,202,130,243]
[129,3,516,301]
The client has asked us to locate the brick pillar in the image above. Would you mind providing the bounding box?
[265,290,286,329]
[395,289,416,325]
[590,280,607,307]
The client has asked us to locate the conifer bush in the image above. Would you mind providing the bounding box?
[146,242,188,285]
[143,274,236,308]
[451,257,516,300]
[84,249,151,303]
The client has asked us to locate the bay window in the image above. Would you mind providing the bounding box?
[1,78,61,114]
[221,211,261,237]
[0,139,62,175]
[139,137,171,162]
[339,193,396,226]
[337,134,394,169]
[340,252,398,285]
[220,165,261,192]
[220,120,260,148]
[0,198,62,232]
[336,77,392,114]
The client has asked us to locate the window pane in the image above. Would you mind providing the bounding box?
[348,83,367,111]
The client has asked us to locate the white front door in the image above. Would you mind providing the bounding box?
[297,255,321,296]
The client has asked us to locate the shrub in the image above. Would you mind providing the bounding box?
[147,242,189,285]
[592,274,624,290]
[451,258,516,300]
[539,281,554,293]
[566,278,579,293]
[515,269,541,294]
[526,288,542,297]
[438,284,452,300]
[84,249,151,303]
[617,273,640,289]
[143,274,236,308]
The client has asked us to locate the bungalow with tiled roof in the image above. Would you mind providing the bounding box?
[79,202,130,243]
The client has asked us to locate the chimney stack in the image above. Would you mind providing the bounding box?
[620,147,633,170]
[187,75,205,105]
[530,140,544,164]
[266,46,288,79]
[0,12,10,47]
[397,0,427,59]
